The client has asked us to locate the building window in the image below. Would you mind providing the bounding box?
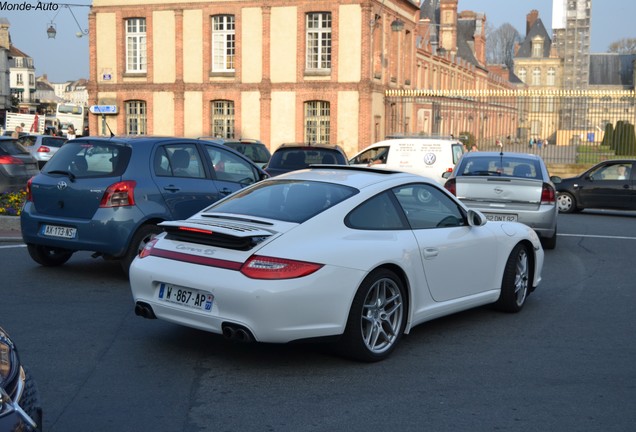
[126,18,147,73]
[518,68,526,83]
[126,100,147,135]
[532,40,543,57]
[210,100,235,138]
[29,74,34,86]
[15,57,23,68]
[306,12,332,70]
[532,68,541,86]
[304,101,330,144]
[547,68,556,85]
[212,15,235,72]
[16,74,23,85]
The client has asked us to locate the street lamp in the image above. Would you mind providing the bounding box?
[46,3,90,39]
[391,19,405,32]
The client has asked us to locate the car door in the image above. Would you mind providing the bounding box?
[202,144,262,196]
[392,183,499,302]
[349,145,390,168]
[151,143,222,219]
[577,162,635,210]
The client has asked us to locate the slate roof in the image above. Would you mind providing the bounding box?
[515,18,552,58]
[589,53,636,86]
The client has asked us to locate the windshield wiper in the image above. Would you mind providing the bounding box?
[47,170,76,182]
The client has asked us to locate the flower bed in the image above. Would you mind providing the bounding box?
[0,190,27,216]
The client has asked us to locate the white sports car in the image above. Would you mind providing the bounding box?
[130,166,544,361]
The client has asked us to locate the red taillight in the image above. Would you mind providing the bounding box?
[240,255,323,280]
[37,146,51,153]
[26,177,33,202]
[0,155,23,165]
[541,183,556,204]
[99,180,136,207]
[444,178,457,196]
[139,237,159,259]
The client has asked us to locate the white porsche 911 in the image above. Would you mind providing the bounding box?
[130,166,544,362]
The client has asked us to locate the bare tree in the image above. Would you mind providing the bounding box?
[608,38,636,54]
[486,23,521,68]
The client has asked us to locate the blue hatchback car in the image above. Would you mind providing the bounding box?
[21,136,268,274]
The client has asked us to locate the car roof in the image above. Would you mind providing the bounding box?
[274,142,345,151]
[270,165,431,189]
[460,151,544,161]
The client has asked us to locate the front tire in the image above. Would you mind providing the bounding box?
[121,224,162,275]
[27,244,73,266]
[338,269,406,362]
[494,243,530,313]
[557,192,578,213]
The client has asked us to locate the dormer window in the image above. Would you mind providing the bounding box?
[532,38,543,57]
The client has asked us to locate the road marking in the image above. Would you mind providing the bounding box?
[0,244,26,249]
[560,233,636,240]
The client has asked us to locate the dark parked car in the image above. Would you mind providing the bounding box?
[264,143,348,177]
[555,159,635,213]
[0,326,42,431]
[0,137,40,194]
[17,134,68,169]
[198,137,272,168]
[21,136,269,274]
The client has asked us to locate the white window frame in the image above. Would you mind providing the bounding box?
[126,100,147,135]
[304,101,330,144]
[518,68,526,83]
[532,68,541,86]
[212,15,235,72]
[126,18,147,73]
[547,68,556,86]
[211,100,235,138]
[532,40,543,57]
[306,12,332,71]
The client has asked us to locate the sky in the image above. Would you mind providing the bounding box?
[1,1,635,84]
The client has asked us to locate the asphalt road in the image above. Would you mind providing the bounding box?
[1,210,635,432]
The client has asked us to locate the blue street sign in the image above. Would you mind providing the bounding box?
[90,105,118,115]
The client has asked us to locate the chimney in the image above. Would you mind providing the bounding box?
[0,19,10,50]
[439,0,458,55]
[526,10,539,35]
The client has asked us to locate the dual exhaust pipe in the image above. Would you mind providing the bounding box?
[135,301,254,342]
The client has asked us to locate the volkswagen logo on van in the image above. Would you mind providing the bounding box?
[423,153,437,165]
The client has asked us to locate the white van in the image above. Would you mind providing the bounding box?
[348,137,466,184]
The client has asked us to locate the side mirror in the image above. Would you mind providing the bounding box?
[467,209,487,227]
[442,171,453,179]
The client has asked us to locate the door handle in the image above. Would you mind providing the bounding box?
[423,248,439,259]
[163,185,180,192]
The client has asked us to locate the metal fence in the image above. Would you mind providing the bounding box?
[385,89,636,165]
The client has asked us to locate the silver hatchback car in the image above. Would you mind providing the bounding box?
[17,134,67,169]
[443,152,559,249]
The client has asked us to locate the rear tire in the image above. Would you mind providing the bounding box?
[494,243,530,313]
[27,244,73,266]
[121,224,162,275]
[338,269,406,362]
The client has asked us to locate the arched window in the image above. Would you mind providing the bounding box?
[210,100,235,138]
[532,68,541,85]
[304,101,330,144]
[125,100,147,135]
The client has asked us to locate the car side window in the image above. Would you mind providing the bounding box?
[155,144,205,178]
[392,183,465,229]
[205,146,258,184]
[350,146,389,165]
[346,192,407,230]
[590,163,632,181]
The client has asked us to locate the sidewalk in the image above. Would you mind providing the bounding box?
[0,216,23,242]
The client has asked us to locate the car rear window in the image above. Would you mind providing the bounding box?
[42,137,67,148]
[458,156,542,179]
[225,142,271,164]
[268,149,346,170]
[42,140,131,178]
[204,179,357,223]
[0,139,31,155]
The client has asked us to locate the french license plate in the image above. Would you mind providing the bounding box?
[484,213,518,222]
[42,224,77,239]
[158,283,214,312]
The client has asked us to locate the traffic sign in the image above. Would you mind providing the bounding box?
[90,105,118,115]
